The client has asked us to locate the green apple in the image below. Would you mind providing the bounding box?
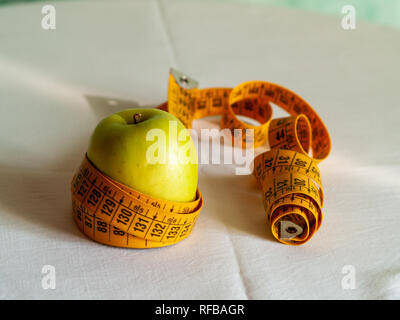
[87,108,198,202]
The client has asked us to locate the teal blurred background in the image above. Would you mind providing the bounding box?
[1,0,400,29]
[228,0,400,29]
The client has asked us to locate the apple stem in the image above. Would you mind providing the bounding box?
[133,113,142,124]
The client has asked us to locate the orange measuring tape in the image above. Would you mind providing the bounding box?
[71,69,331,247]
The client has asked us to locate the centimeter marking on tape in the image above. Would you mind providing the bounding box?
[71,68,331,247]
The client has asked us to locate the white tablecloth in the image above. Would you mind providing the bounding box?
[1,0,399,299]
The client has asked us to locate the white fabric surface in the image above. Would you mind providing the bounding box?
[0,0,399,299]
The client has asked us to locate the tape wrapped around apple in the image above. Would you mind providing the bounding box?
[70,108,202,248]
[87,108,198,202]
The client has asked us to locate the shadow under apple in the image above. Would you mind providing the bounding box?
[0,165,82,240]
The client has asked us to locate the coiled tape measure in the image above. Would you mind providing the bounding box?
[71,69,331,248]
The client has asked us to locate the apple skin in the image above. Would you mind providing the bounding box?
[87,108,198,202]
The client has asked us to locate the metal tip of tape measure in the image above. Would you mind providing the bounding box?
[170,68,199,89]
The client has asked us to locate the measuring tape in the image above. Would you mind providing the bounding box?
[71,155,203,248]
[71,69,331,247]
